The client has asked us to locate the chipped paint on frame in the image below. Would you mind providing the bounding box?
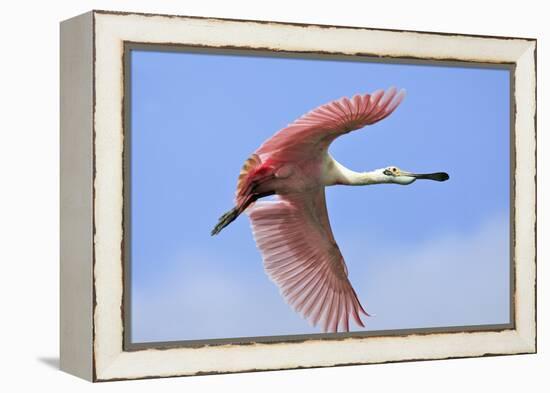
[89,10,537,381]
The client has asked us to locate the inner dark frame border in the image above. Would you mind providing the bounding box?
[122,42,517,351]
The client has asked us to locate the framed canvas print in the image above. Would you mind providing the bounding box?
[60,10,537,382]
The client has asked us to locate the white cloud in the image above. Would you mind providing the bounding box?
[345,212,510,331]
[131,213,510,343]
[131,252,320,343]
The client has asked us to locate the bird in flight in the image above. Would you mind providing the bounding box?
[211,87,449,333]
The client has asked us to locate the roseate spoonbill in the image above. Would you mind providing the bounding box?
[211,87,449,333]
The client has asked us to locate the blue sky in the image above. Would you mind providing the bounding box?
[129,49,511,343]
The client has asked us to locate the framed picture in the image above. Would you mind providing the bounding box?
[60,10,537,382]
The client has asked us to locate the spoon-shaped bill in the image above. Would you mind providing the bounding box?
[407,172,450,182]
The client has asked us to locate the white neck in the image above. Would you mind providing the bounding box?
[325,156,388,186]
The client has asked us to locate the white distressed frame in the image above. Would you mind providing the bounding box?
[60,10,536,382]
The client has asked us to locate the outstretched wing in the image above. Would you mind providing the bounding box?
[256,87,406,162]
[247,189,368,333]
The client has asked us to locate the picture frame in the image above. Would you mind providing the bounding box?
[60,10,537,382]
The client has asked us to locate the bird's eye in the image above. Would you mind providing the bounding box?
[392,167,397,172]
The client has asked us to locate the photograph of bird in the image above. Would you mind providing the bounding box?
[211,87,449,333]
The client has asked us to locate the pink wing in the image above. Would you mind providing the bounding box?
[247,189,368,333]
[256,87,406,161]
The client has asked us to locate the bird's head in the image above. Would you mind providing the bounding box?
[381,166,450,185]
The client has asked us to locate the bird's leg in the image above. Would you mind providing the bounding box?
[212,165,279,236]
[211,190,275,236]
[240,170,276,200]
[238,190,275,214]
